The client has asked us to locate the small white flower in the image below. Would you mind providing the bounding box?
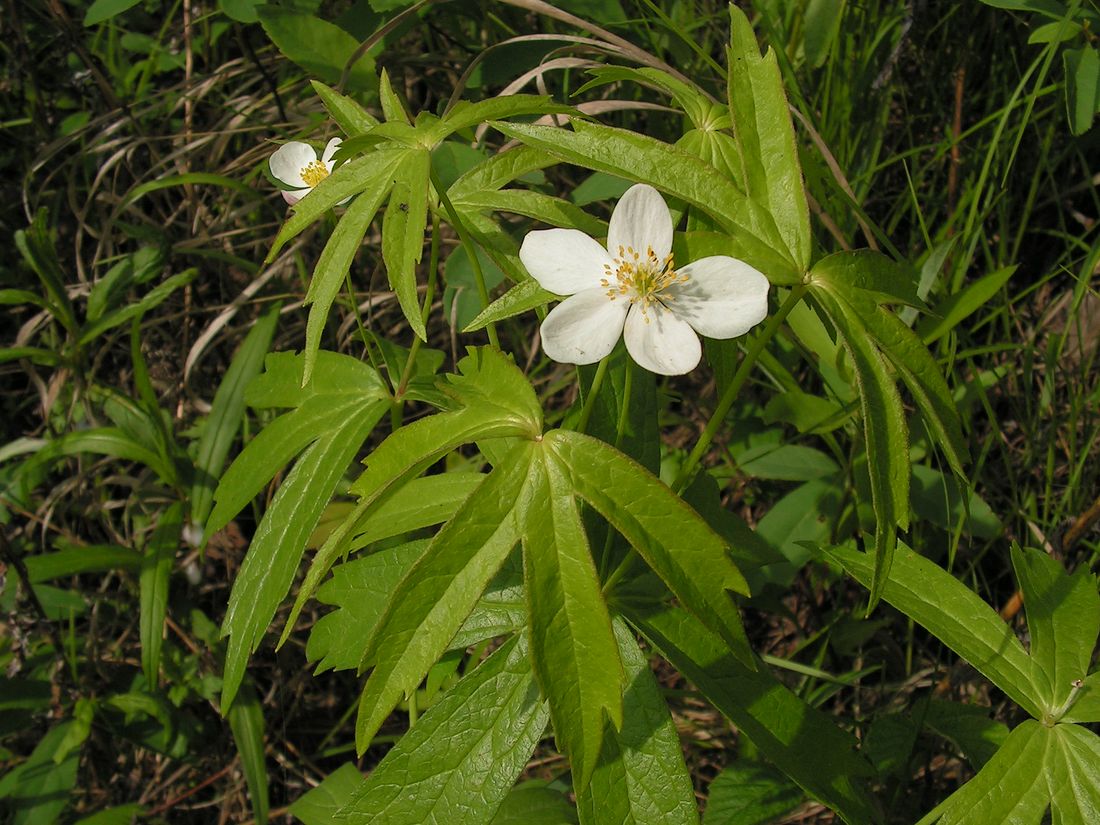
[519,183,770,375]
[269,137,343,205]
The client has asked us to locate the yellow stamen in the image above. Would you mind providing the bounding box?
[300,160,329,187]
[604,244,690,321]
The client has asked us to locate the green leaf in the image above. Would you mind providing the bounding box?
[1049,723,1100,821]
[754,480,842,587]
[227,681,269,825]
[1064,45,1100,136]
[346,472,484,550]
[921,699,1009,769]
[84,0,142,25]
[24,545,141,582]
[630,605,878,824]
[464,279,557,332]
[803,0,848,68]
[449,145,556,200]
[547,430,753,665]
[762,389,848,434]
[258,9,376,92]
[190,301,280,529]
[916,265,1016,345]
[1062,670,1100,724]
[523,448,623,789]
[810,249,923,308]
[14,210,77,334]
[825,541,1044,718]
[140,503,182,685]
[289,763,362,825]
[576,619,699,824]
[436,95,575,140]
[455,189,606,236]
[809,286,908,607]
[491,119,799,284]
[703,761,803,825]
[575,66,713,127]
[0,721,80,825]
[340,636,549,823]
[736,443,839,481]
[310,80,379,136]
[489,783,578,825]
[303,171,394,382]
[727,4,812,270]
[267,148,408,261]
[72,804,144,825]
[355,444,533,752]
[307,540,427,673]
[1010,545,1100,714]
[916,720,1050,825]
[381,148,431,340]
[77,270,195,347]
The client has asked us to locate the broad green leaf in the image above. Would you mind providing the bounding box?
[267,148,408,261]
[754,481,841,588]
[630,605,878,824]
[922,699,1009,769]
[1010,545,1100,714]
[1049,723,1100,821]
[736,443,839,481]
[491,119,799,284]
[489,783,578,825]
[86,245,164,322]
[524,449,623,789]
[803,0,848,68]
[346,472,484,550]
[306,540,427,673]
[917,265,1016,345]
[0,721,80,825]
[825,541,1044,718]
[84,0,141,25]
[727,5,812,269]
[341,638,549,823]
[576,619,699,825]
[72,804,144,825]
[289,763,362,825]
[449,145,556,200]
[548,430,753,666]
[381,148,430,340]
[190,301,280,529]
[703,761,802,825]
[219,0,260,23]
[140,503,182,685]
[227,681,269,825]
[911,465,1002,540]
[355,443,534,752]
[258,9,376,92]
[810,249,923,309]
[809,286,908,606]
[434,95,575,141]
[916,720,1050,825]
[1064,45,1100,136]
[464,279,557,332]
[24,545,141,581]
[762,389,848,434]
[682,473,786,575]
[220,388,387,708]
[303,171,394,382]
[311,80,379,136]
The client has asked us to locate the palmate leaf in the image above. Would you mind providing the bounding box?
[523,449,624,790]
[575,619,699,825]
[727,4,812,271]
[337,637,549,825]
[213,352,389,708]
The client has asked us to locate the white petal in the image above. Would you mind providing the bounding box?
[607,183,673,261]
[269,141,317,187]
[321,137,343,166]
[520,228,614,295]
[623,305,701,375]
[282,189,308,205]
[539,288,629,365]
[668,256,770,339]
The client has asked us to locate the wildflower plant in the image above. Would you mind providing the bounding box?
[199,5,1100,825]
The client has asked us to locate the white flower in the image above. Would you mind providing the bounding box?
[269,137,343,205]
[519,183,770,375]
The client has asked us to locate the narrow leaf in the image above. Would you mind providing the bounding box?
[140,503,182,685]
[311,80,379,136]
[381,148,430,340]
[464,279,557,332]
[226,681,269,825]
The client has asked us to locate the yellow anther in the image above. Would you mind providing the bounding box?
[300,160,329,187]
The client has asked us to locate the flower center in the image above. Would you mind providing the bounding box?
[601,244,689,322]
[300,160,329,187]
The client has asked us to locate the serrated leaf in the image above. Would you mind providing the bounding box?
[310,80,379,136]
[825,541,1044,718]
[338,636,549,824]
[491,119,798,284]
[809,286,908,607]
[523,449,623,790]
[449,145,557,200]
[434,95,575,141]
[381,148,430,339]
[576,619,699,825]
[1010,545,1100,713]
[346,472,484,550]
[810,249,923,309]
[727,4,811,269]
[630,605,878,824]
[464,279,557,332]
[190,302,280,529]
[456,189,605,236]
[303,172,394,382]
[140,503,182,685]
[547,430,753,666]
[354,443,534,752]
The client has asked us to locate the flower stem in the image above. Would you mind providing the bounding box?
[575,356,610,435]
[672,282,809,493]
[429,167,500,350]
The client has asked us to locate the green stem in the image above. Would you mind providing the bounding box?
[673,282,809,493]
[428,167,500,350]
[575,356,610,435]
